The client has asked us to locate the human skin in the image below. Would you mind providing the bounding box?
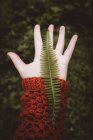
[7,24,78,80]
[7,24,78,140]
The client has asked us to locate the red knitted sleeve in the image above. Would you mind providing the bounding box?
[13,77,68,140]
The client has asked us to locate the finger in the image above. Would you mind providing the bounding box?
[64,35,78,63]
[56,26,65,54]
[7,52,26,73]
[48,24,54,47]
[34,24,42,61]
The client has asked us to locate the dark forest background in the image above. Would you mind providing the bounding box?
[0,0,93,140]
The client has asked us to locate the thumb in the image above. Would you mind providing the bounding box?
[7,52,26,74]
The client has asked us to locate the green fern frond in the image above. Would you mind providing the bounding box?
[40,31,61,127]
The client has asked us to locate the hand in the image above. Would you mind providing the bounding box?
[7,24,78,80]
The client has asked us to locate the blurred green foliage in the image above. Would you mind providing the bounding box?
[0,0,93,140]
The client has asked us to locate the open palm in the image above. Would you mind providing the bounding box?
[7,24,78,80]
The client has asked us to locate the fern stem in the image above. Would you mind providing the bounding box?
[46,32,56,126]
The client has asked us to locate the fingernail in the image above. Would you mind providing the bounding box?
[60,26,65,31]
[74,35,78,39]
[35,24,40,29]
[48,24,54,30]
[7,52,10,56]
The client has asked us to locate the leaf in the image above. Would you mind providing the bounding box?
[40,31,61,127]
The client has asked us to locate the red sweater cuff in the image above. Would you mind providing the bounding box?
[22,77,68,92]
[13,77,69,140]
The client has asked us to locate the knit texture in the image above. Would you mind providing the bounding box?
[13,77,68,140]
